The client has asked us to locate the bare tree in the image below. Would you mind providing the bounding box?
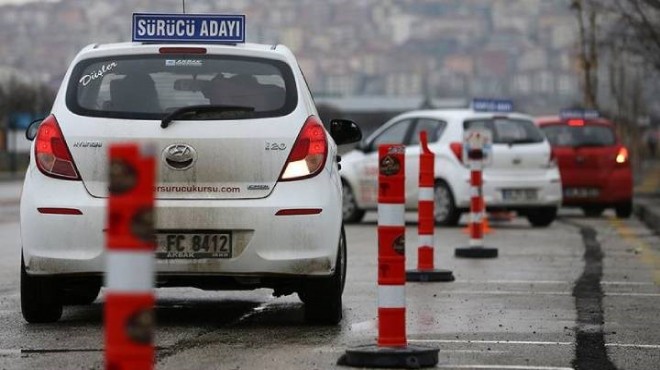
[571,0,601,109]
[612,0,660,71]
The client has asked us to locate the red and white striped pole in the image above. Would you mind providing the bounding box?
[469,161,486,246]
[339,144,438,368]
[376,144,407,347]
[406,131,454,282]
[105,144,156,370]
[455,139,498,258]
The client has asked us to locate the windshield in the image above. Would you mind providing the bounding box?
[464,118,544,144]
[66,54,297,120]
[541,124,616,147]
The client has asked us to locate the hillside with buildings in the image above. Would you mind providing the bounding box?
[0,0,640,116]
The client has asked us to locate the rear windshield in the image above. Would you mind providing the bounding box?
[66,54,297,120]
[464,118,544,144]
[540,124,616,147]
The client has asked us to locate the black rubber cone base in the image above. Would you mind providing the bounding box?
[338,344,438,369]
[406,269,455,282]
[455,246,498,258]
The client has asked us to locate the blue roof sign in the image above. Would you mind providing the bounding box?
[560,109,599,120]
[132,13,245,43]
[472,98,513,113]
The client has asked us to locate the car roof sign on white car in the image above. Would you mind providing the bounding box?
[132,13,246,43]
[470,98,514,114]
[559,108,600,120]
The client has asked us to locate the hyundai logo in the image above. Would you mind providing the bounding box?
[163,144,197,170]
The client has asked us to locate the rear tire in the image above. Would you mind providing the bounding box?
[434,180,461,226]
[21,256,63,323]
[615,200,633,219]
[299,226,346,325]
[526,207,557,227]
[342,180,365,223]
[582,206,605,218]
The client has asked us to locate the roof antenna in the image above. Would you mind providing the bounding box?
[182,0,186,14]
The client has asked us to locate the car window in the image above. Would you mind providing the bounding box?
[66,55,297,120]
[541,124,616,147]
[464,118,544,144]
[410,118,447,145]
[369,119,413,151]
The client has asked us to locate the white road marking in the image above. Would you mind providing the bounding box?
[430,291,571,296]
[435,365,574,370]
[410,339,572,346]
[604,292,660,297]
[410,339,660,350]
[417,290,660,297]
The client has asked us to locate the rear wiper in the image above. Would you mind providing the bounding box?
[574,142,605,148]
[502,139,540,145]
[161,104,255,128]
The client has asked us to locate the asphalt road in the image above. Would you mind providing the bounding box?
[0,180,658,370]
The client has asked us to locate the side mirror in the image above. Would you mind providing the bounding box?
[25,118,44,141]
[330,119,362,145]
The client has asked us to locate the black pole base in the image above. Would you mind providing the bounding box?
[454,247,498,258]
[406,268,455,282]
[337,344,438,369]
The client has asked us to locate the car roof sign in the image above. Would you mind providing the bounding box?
[559,109,599,120]
[471,98,513,113]
[132,13,246,43]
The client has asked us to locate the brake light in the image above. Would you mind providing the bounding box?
[34,115,80,180]
[450,142,463,163]
[615,147,628,164]
[159,47,207,54]
[568,119,585,126]
[279,116,328,181]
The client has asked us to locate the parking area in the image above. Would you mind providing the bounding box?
[0,177,657,369]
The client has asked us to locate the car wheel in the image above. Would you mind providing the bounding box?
[299,225,346,325]
[615,200,633,219]
[526,207,557,227]
[582,206,605,217]
[21,255,63,323]
[434,180,461,226]
[62,281,101,305]
[342,180,365,223]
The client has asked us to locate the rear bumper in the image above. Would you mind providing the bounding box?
[21,167,342,279]
[561,167,632,206]
[454,168,562,209]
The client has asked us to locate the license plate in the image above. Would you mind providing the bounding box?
[564,187,600,198]
[155,232,232,259]
[502,189,538,201]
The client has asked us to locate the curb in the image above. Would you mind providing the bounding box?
[634,197,660,235]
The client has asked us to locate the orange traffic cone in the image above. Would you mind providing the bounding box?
[462,215,492,234]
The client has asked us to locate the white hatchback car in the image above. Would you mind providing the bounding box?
[20,41,361,324]
[341,109,562,226]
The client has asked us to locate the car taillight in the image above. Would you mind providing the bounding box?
[449,142,463,163]
[34,115,81,180]
[279,116,328,181]
[615,146,628,165]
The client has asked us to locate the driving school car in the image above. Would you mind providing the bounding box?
[341,100,562,227]
[20,13,361,324]
[536,110,632,218]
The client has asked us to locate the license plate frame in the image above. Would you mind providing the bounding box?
[563,187,600,198]
[502,188,538,201]
[155,231,232,259]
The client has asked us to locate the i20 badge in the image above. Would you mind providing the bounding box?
[163,144,197,170]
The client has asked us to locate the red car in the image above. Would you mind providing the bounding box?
[536,115,632,218]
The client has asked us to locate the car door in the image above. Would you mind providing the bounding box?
[406,118,448,208]
[354,118,414,208]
